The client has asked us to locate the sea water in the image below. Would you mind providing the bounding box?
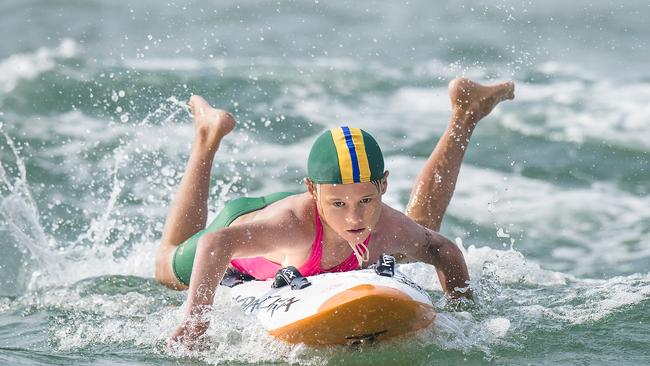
[0,1,648,365]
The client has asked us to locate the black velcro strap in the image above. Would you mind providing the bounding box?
[272,266,312,290]
[220,267,255,288]
[375,254,395,277]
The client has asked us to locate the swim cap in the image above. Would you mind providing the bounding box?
[307,126,384,184]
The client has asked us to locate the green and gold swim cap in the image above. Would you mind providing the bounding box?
[307,126,384,184]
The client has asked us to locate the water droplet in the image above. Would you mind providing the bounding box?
[496,227,510,238]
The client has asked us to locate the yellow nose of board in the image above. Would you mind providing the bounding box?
[268,284,436,346]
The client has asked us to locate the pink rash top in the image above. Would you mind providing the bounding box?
[229,207,371,280]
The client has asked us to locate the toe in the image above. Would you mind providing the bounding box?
[188,95,208,111]
[507,82,515,99]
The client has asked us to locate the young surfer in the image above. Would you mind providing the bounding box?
[156,77,515,348]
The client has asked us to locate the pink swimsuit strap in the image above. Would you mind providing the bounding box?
[300,207,371,275]
[230,205,371,279]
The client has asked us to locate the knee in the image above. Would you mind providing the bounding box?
[154,243,183,289]
[155,240,170,268]
[197,230,224,247]
[196,231,235,260]
[154,245,169,283]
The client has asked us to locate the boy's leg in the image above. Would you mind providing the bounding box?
[155,96,236,288]
[405,78,514,231]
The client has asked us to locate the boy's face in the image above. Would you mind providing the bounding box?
[305,173,388,244]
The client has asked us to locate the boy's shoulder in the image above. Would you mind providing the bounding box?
[253,192,315,227]
[380,203,420,226]
[376,204,427,240]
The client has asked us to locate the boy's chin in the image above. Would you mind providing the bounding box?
[343,231,370,243]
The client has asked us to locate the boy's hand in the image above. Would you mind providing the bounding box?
[167,320,209,351]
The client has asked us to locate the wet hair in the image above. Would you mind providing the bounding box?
[370,178,384,193]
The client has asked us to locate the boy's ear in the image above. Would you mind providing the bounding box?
[303,178,317,199]
[380,171,389,194]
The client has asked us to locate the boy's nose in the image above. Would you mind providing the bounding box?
[345,212,364,225]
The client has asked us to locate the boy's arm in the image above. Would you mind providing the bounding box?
[397,225,473,300]
[168,213,300,348]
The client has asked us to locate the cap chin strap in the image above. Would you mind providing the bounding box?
[350,241,370,269]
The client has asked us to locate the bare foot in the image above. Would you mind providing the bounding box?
[448,77,515,124]
[188,95,236,151]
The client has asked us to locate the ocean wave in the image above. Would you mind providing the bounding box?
[384,155,650,277]
[0,38,77,94]
[453,165,650,277]
[500,79,650,151]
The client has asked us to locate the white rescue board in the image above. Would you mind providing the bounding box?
[229,269,435,345]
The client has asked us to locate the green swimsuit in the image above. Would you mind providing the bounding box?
[172,192,296,286]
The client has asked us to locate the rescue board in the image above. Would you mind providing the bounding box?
[229,269,435,346]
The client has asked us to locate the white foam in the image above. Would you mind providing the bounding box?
[123,57,206,71]
[271,84,456,160]
[414,58,490,80]
[0,104,197,290]
[383,153,650,276]
[43,282,326,364]
[467,245,567,287]
[0,38,77,93]
[387,86,451,117]
[536,61,598,81]
[405,244,649,354]
[454,167,650,275]
[484,317,510,338]
[122,55,397,77]
[516,273,650,325]
[501,79,650,150]
[0,129,53,294]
